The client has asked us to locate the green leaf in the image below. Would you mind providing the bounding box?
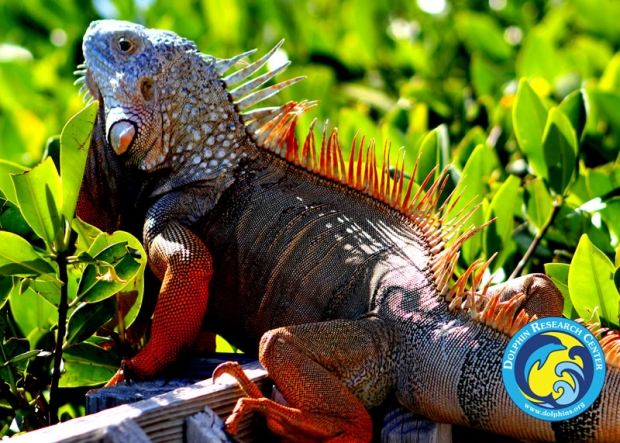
[585,168,620,241]
[60,101,97,221]
[513,79,548,179]
[81,230,146,327]
[19,278,30,295]
[72,217,103,253]
[61,342,119,387]
[415,124,449,186]
[65,298,115,346]
[470,54,504,99]
[0,277,11,310]
[586,169,614,199]
[516,29,564,82]
[29,279,61,308]
[614,267,620,292]
[568,234,619,328]
[3,349,48,366]
[0,337,29,366]
[43,136,61,167]
[215,334,242,354]
[78,241,141,303]
[524,178,553,231]
[588,90,620,133]
[544,263,575,318]
[558,89,588,140]
[454,126,487,169]
[0,160,26,205]
[0,338,31,380]
[0,305,8,338]
[599,52,620,92]
[462,199,488,265]
[484,175,520,271]
[0,337,30,380]
[9,284,57,337]
[337,109,380,158]
[455,12,512,61]
[542,107,578,195]
[445,144,497,263]
[587,306,602,327]
[445,145,489,223]
[11,157,62,247]
[0,231,56,278]
[0,199,33,238]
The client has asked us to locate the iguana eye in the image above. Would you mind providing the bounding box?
[117,37,135,54]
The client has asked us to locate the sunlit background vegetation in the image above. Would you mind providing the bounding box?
[1,0,620,435]
[1,0,617,166]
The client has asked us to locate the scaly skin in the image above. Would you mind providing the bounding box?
[77,20,620,441]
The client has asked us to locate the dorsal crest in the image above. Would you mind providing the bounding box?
[215,42,498,314]
[215,42,572,343]
[214,42,580,344]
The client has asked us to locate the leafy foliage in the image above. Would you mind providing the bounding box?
[0,102,146,433]
[1,0,620,435]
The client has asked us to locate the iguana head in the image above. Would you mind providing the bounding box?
[78,20,305,177]
[80,20,195,171]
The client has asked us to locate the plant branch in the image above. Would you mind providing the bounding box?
[116,293,126,348]
[0,339,28,431]
[48,252,69,425]
[509,196,562,280]
[0,340,19,400]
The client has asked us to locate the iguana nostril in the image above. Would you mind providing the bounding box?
[109,121,136,154]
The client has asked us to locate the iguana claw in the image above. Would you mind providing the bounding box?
[213,362,264,435]
[104,368,125,387]
[104,360,132,387]
[213,361,263,398]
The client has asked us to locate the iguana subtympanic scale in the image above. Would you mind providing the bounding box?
[76,20,620,442]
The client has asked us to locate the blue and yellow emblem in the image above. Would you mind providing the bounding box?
[502,317,606,421]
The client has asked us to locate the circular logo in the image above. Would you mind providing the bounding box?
[502,317,606,421]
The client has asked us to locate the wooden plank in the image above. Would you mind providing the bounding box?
[86,355,257,414]
[100,418,151,443]
[11,358,455,443]
[11,361,268,443]
[186,407,229,443]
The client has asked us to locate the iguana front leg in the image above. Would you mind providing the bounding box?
[133,220,213,377]
[109,212,213,384]
[215,318,395,442]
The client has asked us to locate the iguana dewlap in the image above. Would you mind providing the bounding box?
[76,20,620,442]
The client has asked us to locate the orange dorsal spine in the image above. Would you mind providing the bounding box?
[246,100,490,299]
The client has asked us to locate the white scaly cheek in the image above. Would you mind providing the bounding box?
[109,74,124,103]
[140,111,166,171]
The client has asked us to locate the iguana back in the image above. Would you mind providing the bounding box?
[202,150,433,349]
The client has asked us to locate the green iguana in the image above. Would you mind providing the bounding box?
[75,20,620,442]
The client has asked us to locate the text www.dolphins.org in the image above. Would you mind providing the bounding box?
[524,402,586,419]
